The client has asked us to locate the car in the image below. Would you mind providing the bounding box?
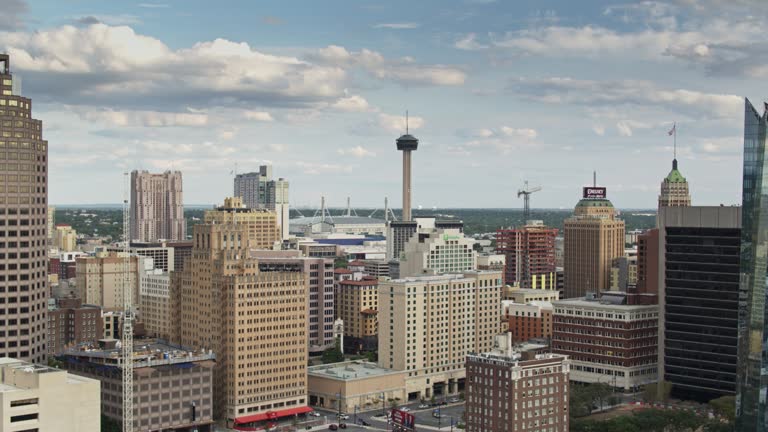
[448,398,460,403]
[358,419,371,426]
[337,414,350,420]
[309,412,321,417]
[439,401,448,406]
[418,404,430,409]
[339,424,347,429]
[329,425,338,431]
[400,407,410,412]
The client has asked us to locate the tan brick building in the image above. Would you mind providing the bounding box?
[378,271,502,400]
[336,277,379,353]
[173,198,309,427]
[308,361,407,414]
[139,268,171,340]
[75,252,144,309]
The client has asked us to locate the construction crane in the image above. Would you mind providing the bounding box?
[517,181,542,222]
[121,172,134,432]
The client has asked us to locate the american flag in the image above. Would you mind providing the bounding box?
[668,123,676,136]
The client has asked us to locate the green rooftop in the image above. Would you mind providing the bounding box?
[575,198,615,208]
[664,159,687,183]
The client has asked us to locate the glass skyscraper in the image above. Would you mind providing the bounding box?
[737,99,768,431]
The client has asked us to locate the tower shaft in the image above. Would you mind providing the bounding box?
[402,150,412,221]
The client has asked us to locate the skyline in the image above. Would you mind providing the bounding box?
[2,0,762,208]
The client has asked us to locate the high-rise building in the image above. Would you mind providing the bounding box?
[386,217,464,261]
[378,271,502,399]
[496,221,558,289]
[0,357,101,431]
[267,178,290,240]
[656,206,741,402]
[46,297,103,356]
[552,296,658,390]
[234,165,272,209]
[398,227,476,277]
[139,268,171,340]
[563,184,625,299]
[174,198,308,426]
[250,250,335,354]
[634,229,660,301]
[736,99,768,432]
[130,170,186,242]
[466,333,570,432]
[658,158,691,208]
[335,276,379,353]
[54,223,77,252]
[47,205,55,246]
[75,252,146,309]
[0,55,49,364]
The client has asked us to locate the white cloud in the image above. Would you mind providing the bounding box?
[80,108,209,127]
[296,161,353,175]
[218,130,236,140]
[616,122,634,137]
[74,15,142,26]
[499,126,537,139]
[337,146,377,158]
[242,111,274,122]
[311,45,466,86]
[373,23,419,29]
[331,95,370,112]
[455,33,489,50]
[137,3,169,8]
[460,125,539,154]
[377,113,425,132]
[268,143,286,152]
[592,125,606,136]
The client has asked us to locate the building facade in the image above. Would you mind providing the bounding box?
[75,252,145,309]
[496,222,558,289]
[336,277,379,353]
[398,228,477,277]
[466,334,570,432]
[139,268,172,340]
[736,98,768,432]
[386,217,464,261]
[378,271,502,400]
[658,159,691,208]
[60,340,214,432]
[563,187,625,299]
[204,197,280,250]
[308,361,407,414]
[47,297,103,356]
[130,170,186,242]
[234,165,271,209]
[503,300,553,343]
[552,297,658,390]
[635,229,659,300]
[0,357,101,432]
[174,199,308,426]
[658,206,741,402]
[266,178,290,241]
[54,224,77,252]
[0,55,49,364]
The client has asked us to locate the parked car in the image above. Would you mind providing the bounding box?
[358,419,371,426]
[309,411,321,417]
[400,407,410,412]
[418,404,430,409]
[448,398,460,403]
[329,425,338,431]
[337,414,349,420]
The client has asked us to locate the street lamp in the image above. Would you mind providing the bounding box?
[354,405,358,425]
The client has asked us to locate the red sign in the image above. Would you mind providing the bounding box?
[390,409,415,429]
[583,187,606,199]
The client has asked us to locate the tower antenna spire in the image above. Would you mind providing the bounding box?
[406,110,409,134]
[593,171,597,187]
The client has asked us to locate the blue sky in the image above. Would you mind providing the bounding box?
[1,0,762,208]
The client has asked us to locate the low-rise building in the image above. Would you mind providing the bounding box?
[552,297,658,391]
[503,286,560,303]
[362,259,389,278]
[503,300,553,343]
[47,297,103,356]
[59,339,215,432]
[308,361,407,414]
[0,357,101,432]
[466,334,569,432]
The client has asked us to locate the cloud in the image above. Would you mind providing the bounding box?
[73,15,142,26]
[0,0,27,31]
[698,136,741,154]
[337,146,376,157]
[138,3,169,8]
[499,126,537,139]
[331,95,370,112]
[373,23,419,29]
[592,125,606,136]
[459,125,539,154]
[80,108,209,127]
[242,111,274,122]
[616,122,633,137]
[310,45,466,86]
[377,113,425,132]
[455,33,488,50]
[0,24,347,111]
[295,161,353,175]
[510,77,742,119]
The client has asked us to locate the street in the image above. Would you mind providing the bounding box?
[313,399,466,431]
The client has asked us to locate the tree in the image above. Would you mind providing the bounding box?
[591,382,613,411]
[708,395,735,422]
[334,257,349,269]
[364,351,378,363]
[321,339,344,364]
[642,380,672,403]
[569,385,594,418]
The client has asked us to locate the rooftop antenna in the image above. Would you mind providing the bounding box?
[406,110,409,134]
[593,171,597,187]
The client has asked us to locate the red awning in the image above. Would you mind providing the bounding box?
[234,406,313,425]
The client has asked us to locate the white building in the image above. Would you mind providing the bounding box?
[139,269,172,340]
[0,357,101,432]
[398,228,477,277]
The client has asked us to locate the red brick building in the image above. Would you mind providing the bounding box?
[47,297,103,356]
[503,301,553,342]
[496,223,558,288]
[466,333,570,432]
[629,229,659,305]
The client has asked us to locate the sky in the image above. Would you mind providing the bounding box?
[0,0,763,208]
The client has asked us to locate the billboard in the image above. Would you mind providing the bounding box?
[583,187,607,199]
[390,409,416,430]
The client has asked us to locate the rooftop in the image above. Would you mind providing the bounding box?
[61,339,215,369]
[308,361,403,380]
[553,297,658,311]
[290,216,386,226]
[389,270,500,284]
[575,198,615,208]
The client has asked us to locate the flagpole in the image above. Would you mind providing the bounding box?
[674,122,677,160]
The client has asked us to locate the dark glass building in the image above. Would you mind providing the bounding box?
[736,99,768,432]
[658,206,741,402]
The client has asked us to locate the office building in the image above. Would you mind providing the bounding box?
[657,206,741,402]
[251,250,335,354]
[609,252,637,292]
[234,165,272,209]
[0,55,50,364]
[308,361,407,414]
[130,170,186,242]
[496,221,558,289]
[47,205,55,246]
[54,224,77,252]
[107,240,184,272]
[174,198,308,426]
[503,300,553,342]
[503,286,560,303]
[386,217,464,261]
[378,271,502,400]
[563,184,625,298]
[47,297,103,356]
[75,252,147,309]
[0,357,101,432]
[658,158,691,208]
[737,99,768,431]
[60,339,214,432]
[336,276,379,353]
[362,259,389,278]
[139,268,172,340]
[552,296,658,390]
[398,227,476,277]
[466,333,570,432]
[634,229,659,300]
[477,254,505,278]
[266,178,290,240]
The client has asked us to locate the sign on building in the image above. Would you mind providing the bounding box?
[583,187,607,199]
[390,408,415,431]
